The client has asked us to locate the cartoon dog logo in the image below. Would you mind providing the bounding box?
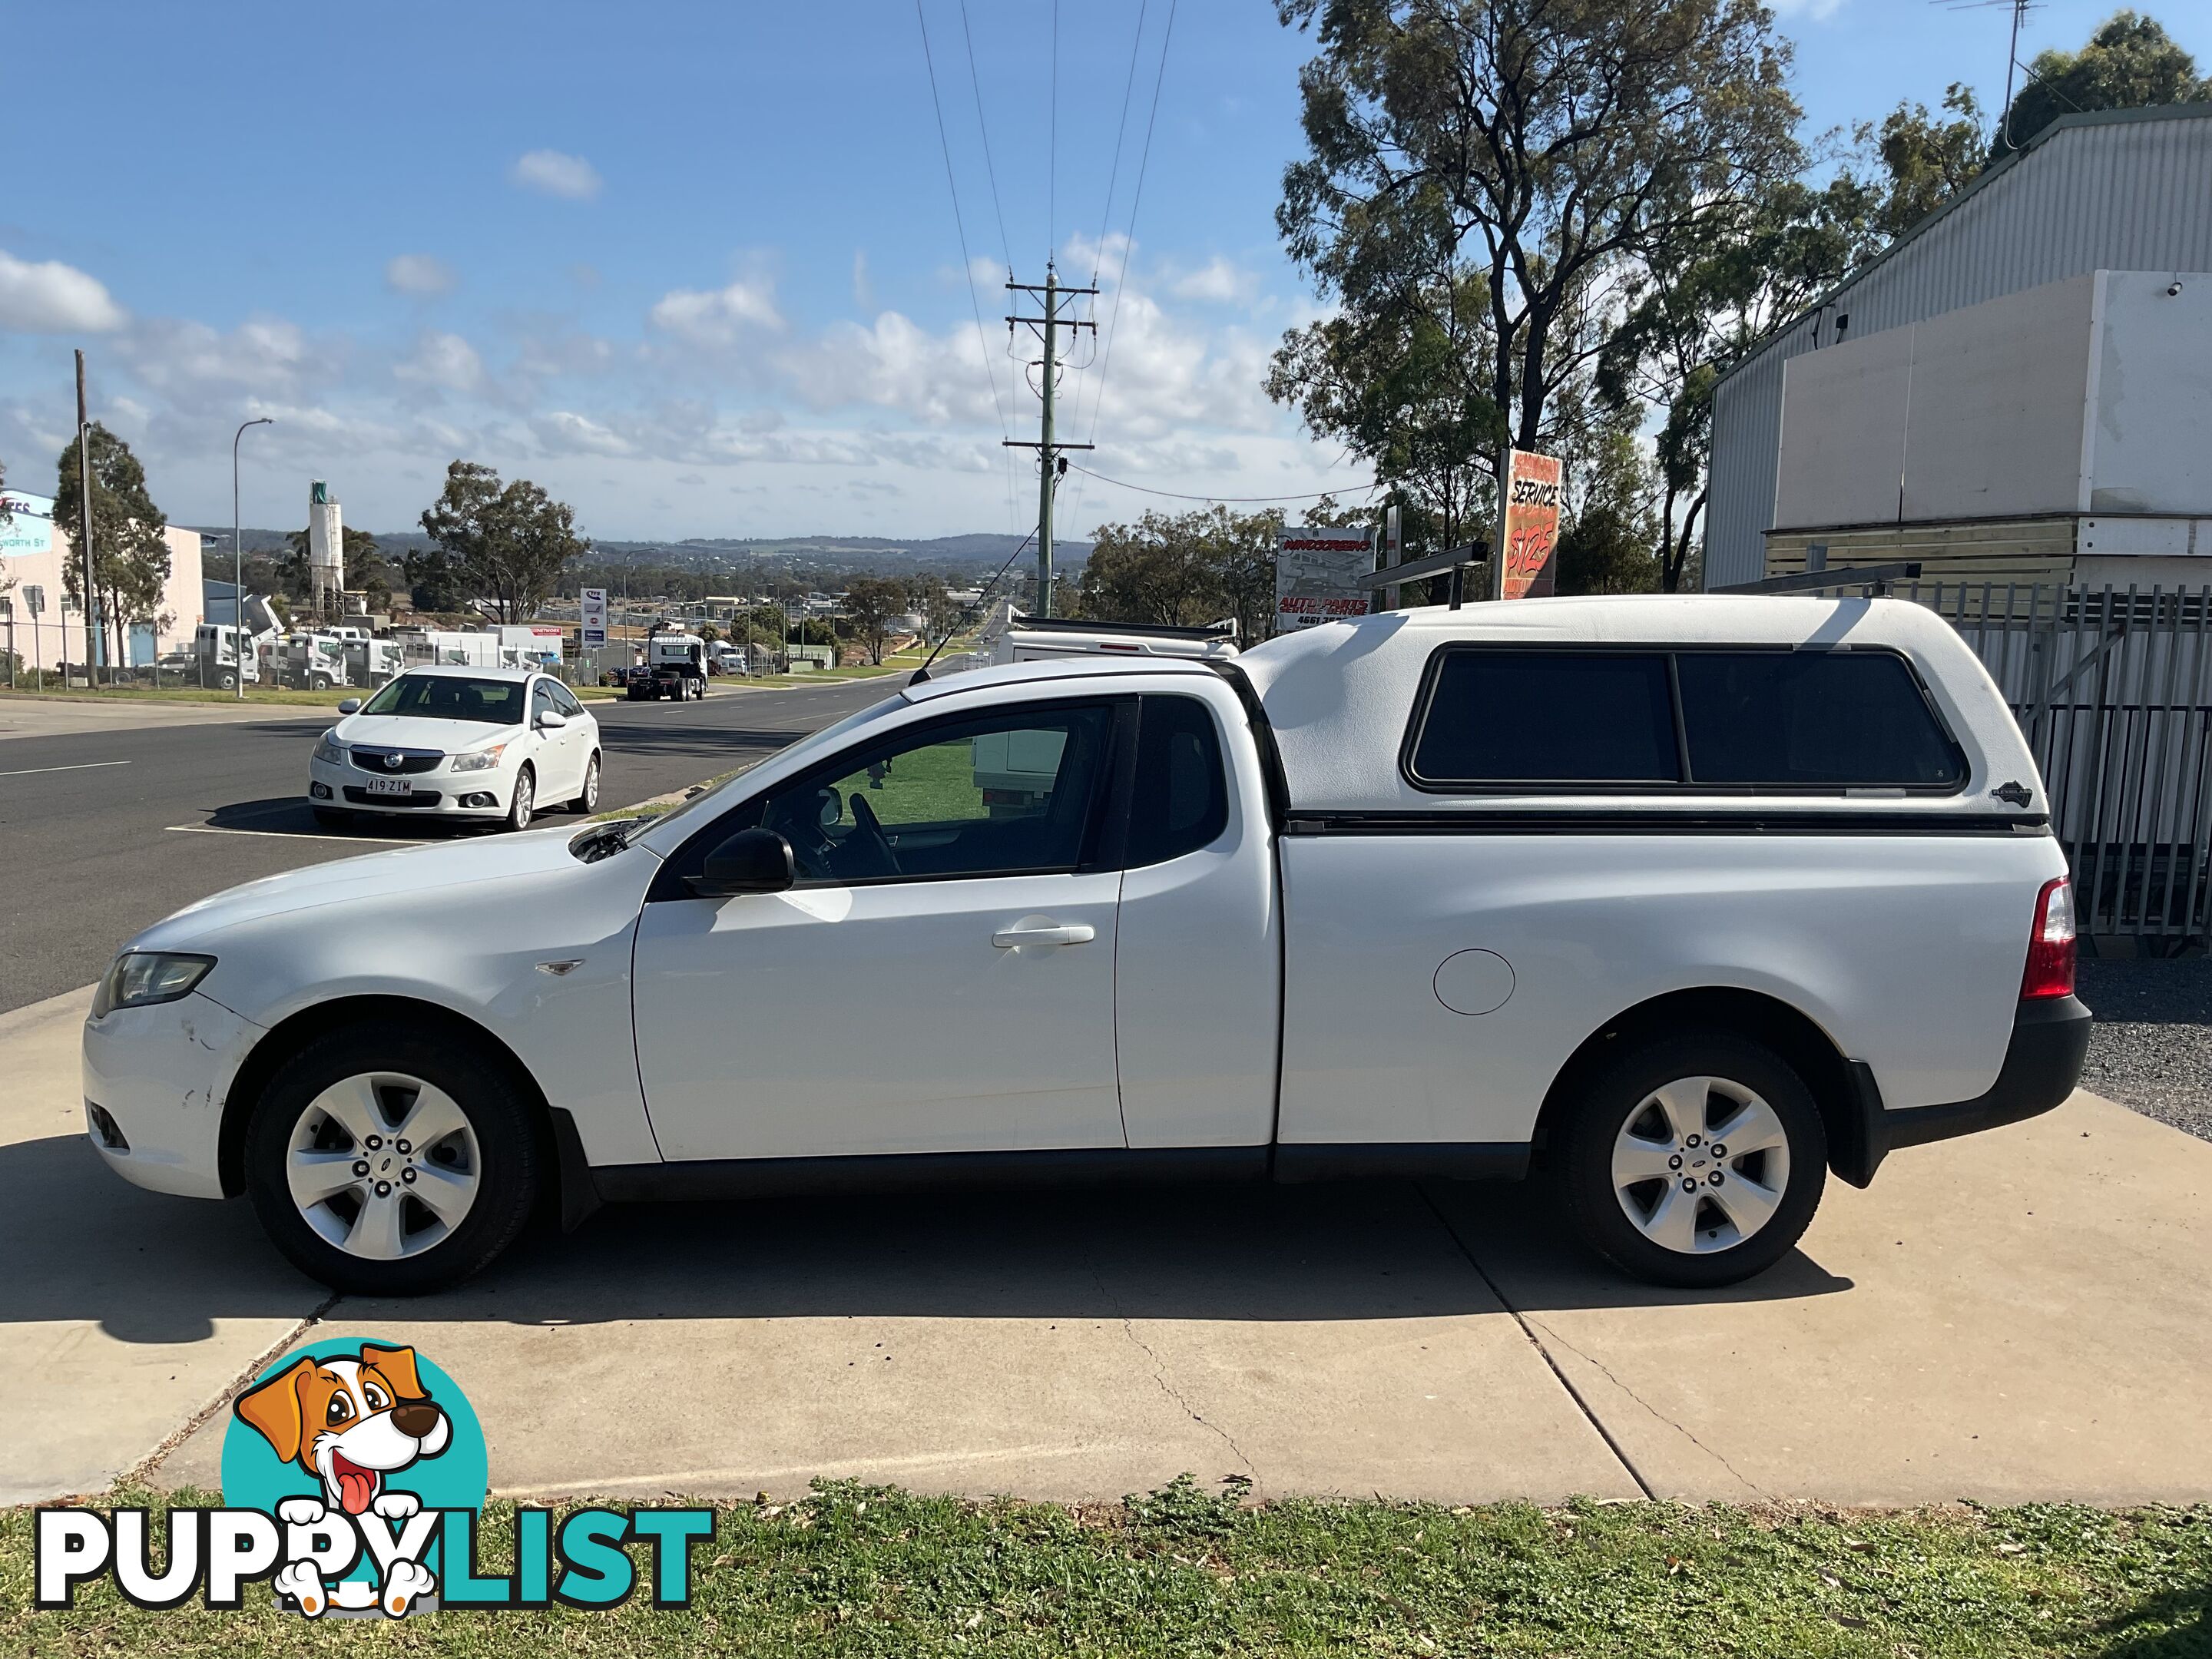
[233,1343,450,1616]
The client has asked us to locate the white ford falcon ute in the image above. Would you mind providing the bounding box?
[86,596,2090,1296]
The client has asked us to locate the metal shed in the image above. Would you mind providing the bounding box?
[1704,104,2212,591]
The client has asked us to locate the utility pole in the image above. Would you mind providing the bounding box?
[1004,260,1096,618]
[75,350,98,688]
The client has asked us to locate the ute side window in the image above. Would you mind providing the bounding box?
[1675,651,1963,788]
[1407,651,1681,785]
[1125,697,1230,866]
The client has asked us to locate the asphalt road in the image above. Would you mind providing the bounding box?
[0,677,897,1015]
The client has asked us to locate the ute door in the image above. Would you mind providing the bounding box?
[1112,690,1281,1149]
[631,697,1128,1162]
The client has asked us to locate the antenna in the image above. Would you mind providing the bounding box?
[1936,0,2041,151]
[909,524,1041,685]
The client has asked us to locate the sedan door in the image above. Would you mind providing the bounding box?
[631,698,1128,1162]
[526,677,581,799]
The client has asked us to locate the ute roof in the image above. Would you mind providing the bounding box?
[1236,596,2043,818]
[902,654,1214,703]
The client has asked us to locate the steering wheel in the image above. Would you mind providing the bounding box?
[846,791,900,879]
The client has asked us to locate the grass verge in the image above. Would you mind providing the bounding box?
[4,1479,2207,1656]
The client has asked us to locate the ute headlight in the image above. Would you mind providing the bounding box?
[92,952,216,1018]
[450,744,508,773]
[312,731,346,766]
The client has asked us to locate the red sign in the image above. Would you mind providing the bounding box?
[1500,450,1563,601]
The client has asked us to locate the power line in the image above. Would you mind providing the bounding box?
[1088,0,1152,290]
[1065,0,1179,531]
[914,0,1020,533]
[1065,462,1379,505]
[956,0,1013,276]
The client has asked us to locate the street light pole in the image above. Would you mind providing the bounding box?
[232,417,273,700]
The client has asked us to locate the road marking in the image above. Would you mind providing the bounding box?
[164,824,418,846]
[0,759,132,780]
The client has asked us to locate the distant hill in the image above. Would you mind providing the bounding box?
[185,528,1084,577]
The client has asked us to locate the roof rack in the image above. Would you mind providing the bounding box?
[1009,614,1235,641]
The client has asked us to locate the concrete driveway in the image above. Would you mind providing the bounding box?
[5,982,2208,1510]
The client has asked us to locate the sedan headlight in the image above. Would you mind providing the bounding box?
[312,731,346,766]
[91,952,216,1018]
[450,743,508,773]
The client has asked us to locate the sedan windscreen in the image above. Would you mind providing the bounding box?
[361,675,525,724]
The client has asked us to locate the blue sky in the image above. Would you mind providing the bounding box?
[3,0,2204,542]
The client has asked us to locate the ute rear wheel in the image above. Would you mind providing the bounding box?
[243,1022,542,1294]
[1558,1031,1827,1288]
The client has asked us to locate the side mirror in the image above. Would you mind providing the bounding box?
[336,698,362,715]
[688,827,796,898]
[535,709,568,730]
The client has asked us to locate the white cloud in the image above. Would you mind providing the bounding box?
[117,316,327,400]
[648,275,783,345]
[511,149,603,200]
[0,250,127,333]
[532,409,633,457]
[384,253,455,295]
[775,311,1002,427]
[394,331,485,394]
[1169,257,1261,306]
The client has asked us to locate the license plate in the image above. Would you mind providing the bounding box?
[365,778,413,796]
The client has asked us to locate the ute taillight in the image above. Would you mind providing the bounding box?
[2022,876,2076,1000]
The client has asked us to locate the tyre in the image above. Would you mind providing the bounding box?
[569,752,601,813]
[312,806,354,830]
[219,671,238,692]
[1558,1031,1827,1289]
[242,1022,544,1294]
[504,765,535,832]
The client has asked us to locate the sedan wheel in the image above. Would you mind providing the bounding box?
[1560,1031,1826,1288]
[505,766,535,831]
[571,753,601,813]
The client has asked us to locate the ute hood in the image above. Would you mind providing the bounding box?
[131,826,592,951]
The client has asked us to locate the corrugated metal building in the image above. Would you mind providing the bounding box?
[1704,104,2212,590]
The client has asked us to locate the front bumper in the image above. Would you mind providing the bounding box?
[81,990,263,1199]
[307,755,514,817]
[1835,995,2094,1186]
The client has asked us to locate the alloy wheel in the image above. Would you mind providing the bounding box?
[1610,1075,1791,1255]
[283,1072,481,1261]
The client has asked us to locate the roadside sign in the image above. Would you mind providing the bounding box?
[1274,527,1375,634]
[1499,450,1563,601]
[24,584,45,616]
[581,588,608,647]
[0,491,55,557]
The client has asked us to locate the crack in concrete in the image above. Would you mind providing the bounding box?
[1088,1266,1257,1479]
[1524,1317,1767,1501]
[127,1291,344,1488]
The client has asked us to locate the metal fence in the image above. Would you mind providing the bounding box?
[1813,579,2212,954]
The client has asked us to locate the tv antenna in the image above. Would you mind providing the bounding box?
[1936,0,2041,152]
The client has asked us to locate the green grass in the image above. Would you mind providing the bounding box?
[4,1480,2207,1655]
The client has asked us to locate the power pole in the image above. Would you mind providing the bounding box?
[75,350,98,688]
[1004,260,1096,618]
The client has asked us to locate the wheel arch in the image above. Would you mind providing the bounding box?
[218,995,560,1207]
[1529,986,1875,1187]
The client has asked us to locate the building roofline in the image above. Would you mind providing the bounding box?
[1714,101,2212,396]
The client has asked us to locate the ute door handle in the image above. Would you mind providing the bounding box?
[992,919,1096,949]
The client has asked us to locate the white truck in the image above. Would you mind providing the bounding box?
[191,595,283,690]
[626,631,708,700]
[84,595,2089,1296]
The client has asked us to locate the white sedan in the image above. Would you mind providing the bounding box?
[306,666,601,832]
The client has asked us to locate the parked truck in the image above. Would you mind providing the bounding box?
[625,631,708,700]
[84,595,2090,1296]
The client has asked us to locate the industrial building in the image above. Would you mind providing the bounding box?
[0,489,204,673]
[1705,104,2212,591]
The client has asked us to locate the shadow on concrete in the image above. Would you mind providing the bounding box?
[0,1135,319,1342]
[0,1135,1851,1340]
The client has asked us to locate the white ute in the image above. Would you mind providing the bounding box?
[86,597,2089,1294]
